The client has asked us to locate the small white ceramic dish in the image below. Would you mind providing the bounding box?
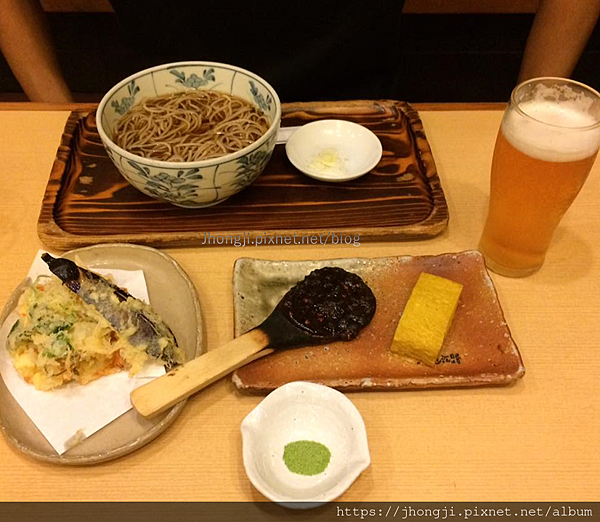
[285,120,382,182]
[241,381,370,508]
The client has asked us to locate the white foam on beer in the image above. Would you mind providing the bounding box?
[502,84,600,162]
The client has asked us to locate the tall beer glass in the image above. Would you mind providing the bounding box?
[479,78,600,277]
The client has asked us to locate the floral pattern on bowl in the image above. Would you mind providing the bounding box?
[97,61,281,208]
[111,81,140,116]
[170,67,216,88]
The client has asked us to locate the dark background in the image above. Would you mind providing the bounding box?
[0,12,599,102]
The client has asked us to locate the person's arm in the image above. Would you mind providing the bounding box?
[519,0,600,82]
[0,0,73,102]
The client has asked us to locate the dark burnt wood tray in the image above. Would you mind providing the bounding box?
[38,100,448,251]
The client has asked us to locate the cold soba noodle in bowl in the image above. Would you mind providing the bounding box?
[113,90,271,162]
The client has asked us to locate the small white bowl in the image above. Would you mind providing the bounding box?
[241,381,370,509]
[285,120,382,182]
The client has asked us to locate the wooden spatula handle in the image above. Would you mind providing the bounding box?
[131,329,271,418]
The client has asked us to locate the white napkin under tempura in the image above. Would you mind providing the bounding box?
[0,251,165,455]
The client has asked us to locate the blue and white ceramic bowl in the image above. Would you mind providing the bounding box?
[97,61,281,208]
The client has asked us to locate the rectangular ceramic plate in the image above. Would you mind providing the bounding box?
[231,251,525,392]
[38,100,448,250]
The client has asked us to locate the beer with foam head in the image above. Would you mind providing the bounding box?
[479,78,600,277]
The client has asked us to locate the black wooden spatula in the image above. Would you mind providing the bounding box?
[131,267,376,417]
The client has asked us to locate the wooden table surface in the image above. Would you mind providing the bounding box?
[0,103,598,502]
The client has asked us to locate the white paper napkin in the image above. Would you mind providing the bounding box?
[0,251,165,455]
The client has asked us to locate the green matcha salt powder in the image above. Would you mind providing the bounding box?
[283,440,331,476]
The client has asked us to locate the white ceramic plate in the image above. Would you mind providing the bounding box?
[285,119,382,182]
[241,381,370,508]
[0,244,204,464]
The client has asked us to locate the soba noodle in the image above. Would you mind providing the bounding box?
[113,90,271,162]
